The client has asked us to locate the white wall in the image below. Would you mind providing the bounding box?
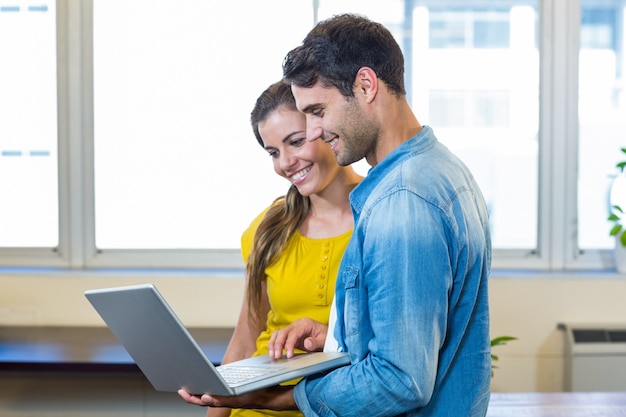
[2,270,626,393]
[0,271,244,327]
[489,272,626,392]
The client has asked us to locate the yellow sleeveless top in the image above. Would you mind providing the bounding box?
[230,207,351,417]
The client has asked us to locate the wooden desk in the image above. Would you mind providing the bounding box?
[488,392,626,416]
[0,326,233,371]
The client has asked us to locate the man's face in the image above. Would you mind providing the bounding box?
[292,82,378,167]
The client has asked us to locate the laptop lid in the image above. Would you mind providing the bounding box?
[84,283,349,396]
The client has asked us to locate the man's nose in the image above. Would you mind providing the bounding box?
[306,124,324,142]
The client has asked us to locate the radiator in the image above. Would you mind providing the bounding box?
[559,323,626,391]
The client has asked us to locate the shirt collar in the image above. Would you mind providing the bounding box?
[349,125,437,214]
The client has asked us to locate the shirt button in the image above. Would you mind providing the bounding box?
[322,256,328,261]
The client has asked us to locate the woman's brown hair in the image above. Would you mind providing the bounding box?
[247,81,311,326]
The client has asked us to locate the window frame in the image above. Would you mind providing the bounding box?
[0,0,620,272]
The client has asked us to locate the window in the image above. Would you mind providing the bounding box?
[411,2,540,254]
[0,1,58,248]
[429,9,512,49]
[1,0,624,272]
[92,1,312,253]
[577,0,626,256]
[428,90,511,128]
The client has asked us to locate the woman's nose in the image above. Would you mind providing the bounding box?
[279,151,297,171]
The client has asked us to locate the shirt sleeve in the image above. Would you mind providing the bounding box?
[240,206,272,263]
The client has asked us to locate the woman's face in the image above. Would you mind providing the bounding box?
[258,106,342,197]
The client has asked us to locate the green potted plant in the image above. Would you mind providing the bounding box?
[608,205,626,246]
[490,335,517,377]
[608,147,626,273]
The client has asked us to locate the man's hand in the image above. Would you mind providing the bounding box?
[268,317,328,358]
[177,386,297,410]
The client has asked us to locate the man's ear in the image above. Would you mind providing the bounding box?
[354,66,378,103]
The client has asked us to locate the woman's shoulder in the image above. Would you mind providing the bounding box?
[240,199,285,254]
[243,199,285,233]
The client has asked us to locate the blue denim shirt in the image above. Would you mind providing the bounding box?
[293,126,492,416]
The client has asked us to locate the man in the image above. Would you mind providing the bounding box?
[180,13,492,416]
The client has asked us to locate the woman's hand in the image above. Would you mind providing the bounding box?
[178,385,298,411]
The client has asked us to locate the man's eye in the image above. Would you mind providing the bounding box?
[312,109,323,117]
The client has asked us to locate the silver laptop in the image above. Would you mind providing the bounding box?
[84,283,349,396]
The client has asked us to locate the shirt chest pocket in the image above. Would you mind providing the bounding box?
[342,267,361,336]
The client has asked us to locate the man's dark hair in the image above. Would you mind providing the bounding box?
[282,13,406,98]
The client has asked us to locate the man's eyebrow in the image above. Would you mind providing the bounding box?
[299,103,321,114]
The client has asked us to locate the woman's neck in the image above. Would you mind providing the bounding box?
[299,170,362,239]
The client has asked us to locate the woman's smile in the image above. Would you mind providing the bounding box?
[290,165,312,184]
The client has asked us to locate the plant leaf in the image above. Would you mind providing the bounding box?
[621,231,626,247]
[610,225,623,236]
[491,336,517,347]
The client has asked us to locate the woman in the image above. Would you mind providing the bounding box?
[208,81,362,417]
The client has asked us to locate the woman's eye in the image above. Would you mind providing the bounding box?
[291,138,305,147]
[268,150,278,158]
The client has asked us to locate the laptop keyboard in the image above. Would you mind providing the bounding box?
[217,366,284,385]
